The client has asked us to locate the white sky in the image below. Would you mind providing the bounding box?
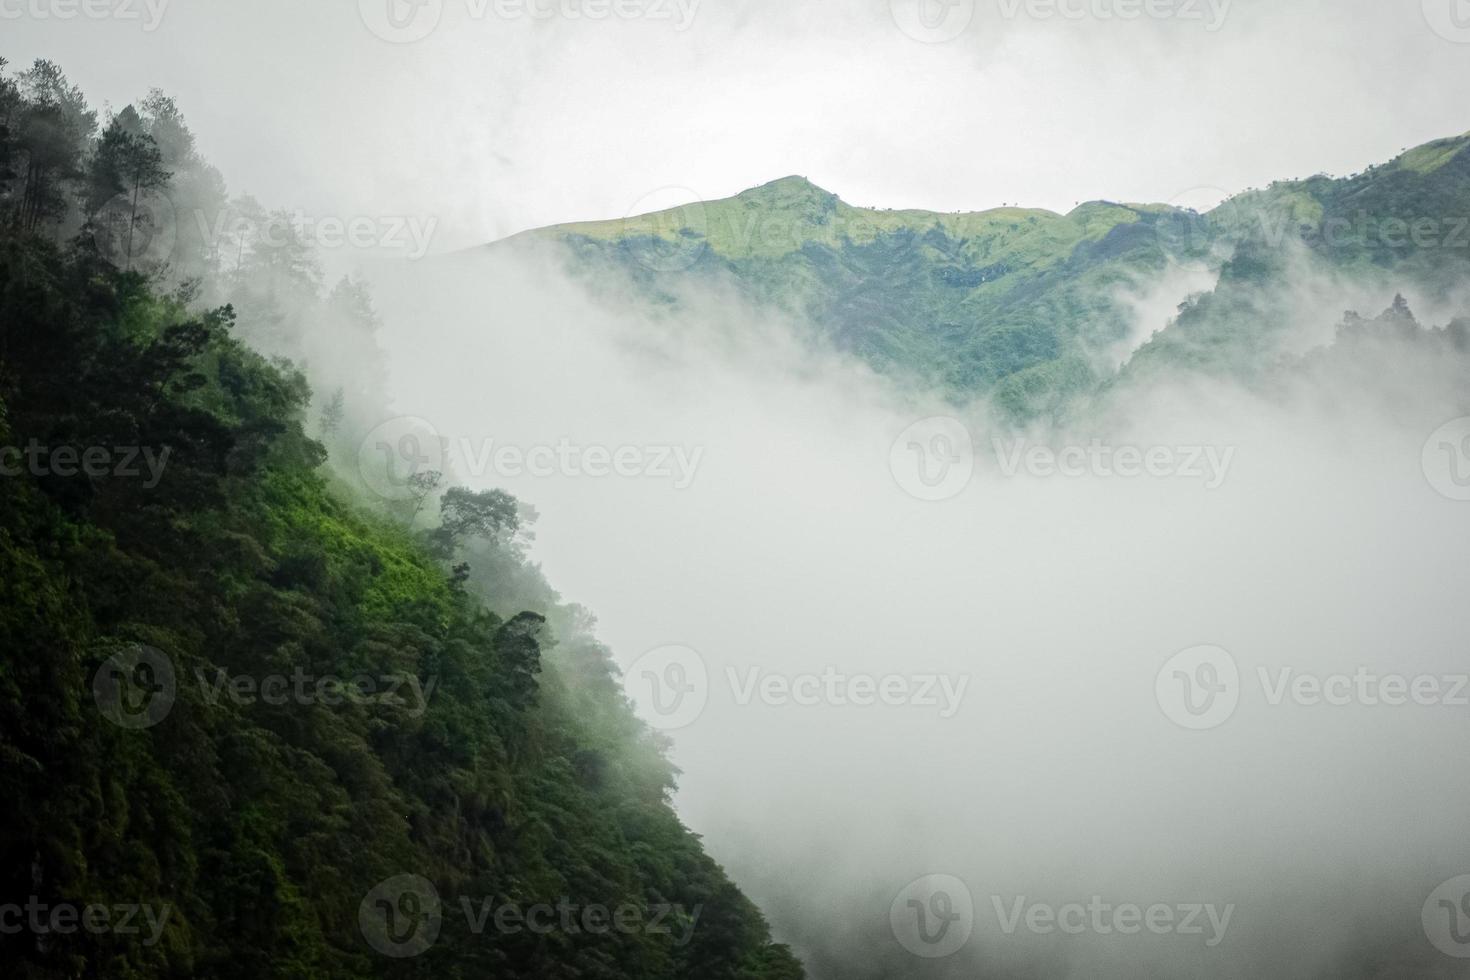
[9,6,1470,972]
[5,0,1469,252]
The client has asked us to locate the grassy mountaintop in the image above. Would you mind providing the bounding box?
[504,176,1175,415]
[519,173,1143,268]
[503,130,1470,418]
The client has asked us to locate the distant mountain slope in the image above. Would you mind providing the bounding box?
[1126,130,1470,386]
[504,177,1173,416]
[496,131,1470,417]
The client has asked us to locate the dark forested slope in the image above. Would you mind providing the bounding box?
[0,58,802,980]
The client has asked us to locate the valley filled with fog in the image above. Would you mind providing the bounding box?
[7,1,1470,976]
[363,244,1470,977]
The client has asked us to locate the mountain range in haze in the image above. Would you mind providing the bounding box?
[497,129,1470,418]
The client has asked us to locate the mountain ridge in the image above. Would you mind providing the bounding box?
[497,129,1470,255]
[492,128,1470,418]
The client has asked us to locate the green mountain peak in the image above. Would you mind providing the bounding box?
[516,127,1470,417]
[520,175,1143,265]
[732,174,840,210]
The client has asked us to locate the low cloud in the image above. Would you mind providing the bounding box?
[361,241,1470,978]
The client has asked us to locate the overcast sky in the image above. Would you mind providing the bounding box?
[5,0,1469,249]
[9,6,1470,974]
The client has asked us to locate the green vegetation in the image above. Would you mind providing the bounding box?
[518,134,1470,419]
[1392,132,1470,176]
[1125,131,1470,387]
[0,58,802,979]
[519,174,1210,416]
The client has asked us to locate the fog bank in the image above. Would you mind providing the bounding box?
[361,244,1470,977]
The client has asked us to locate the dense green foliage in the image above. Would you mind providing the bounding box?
[528,135,1470,419]
[541,176,1163,417]
[0,59,802,979]
[1123,132,1470,386]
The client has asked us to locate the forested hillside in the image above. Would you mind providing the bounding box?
[1123,131,1470,385]
[518,132,1470,420]
[0,57,803,980]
